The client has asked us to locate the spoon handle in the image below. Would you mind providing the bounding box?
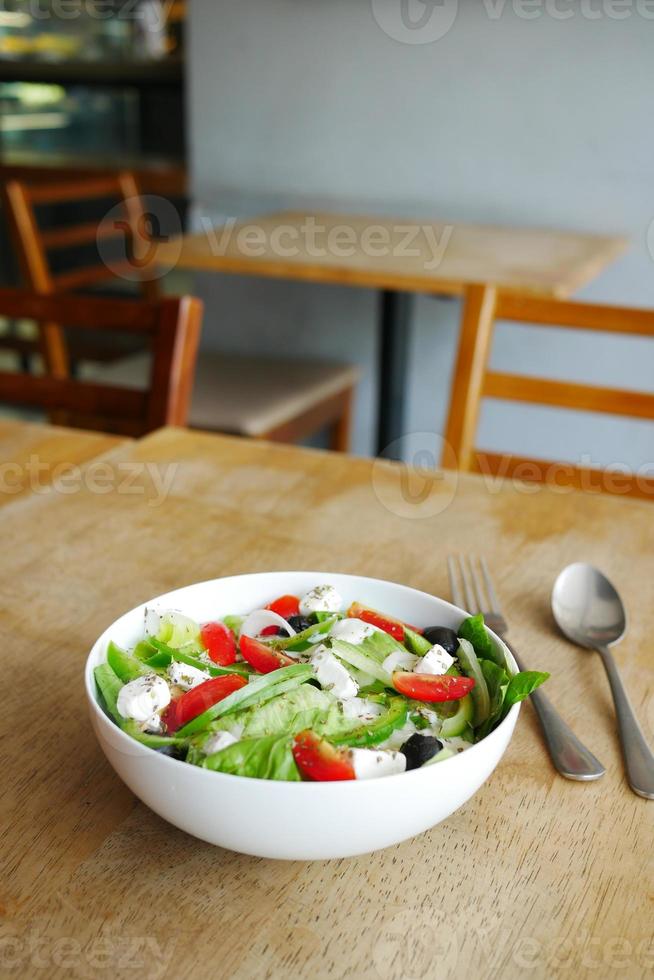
[596,645,654,799]
[507,642,605,781]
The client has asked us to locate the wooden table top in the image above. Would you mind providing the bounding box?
[3,426,652,979]
[156,210,627,298]
[0,419,127,508]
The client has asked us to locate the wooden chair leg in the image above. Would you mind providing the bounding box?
[328,388,353,453]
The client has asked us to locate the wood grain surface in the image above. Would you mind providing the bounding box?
[0,420,126,507]
[155,210,627,298]
[1,426,653,980]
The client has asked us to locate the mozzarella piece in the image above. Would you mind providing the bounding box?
[310,646,358,699]
[203,731,239,755]
[350,748,407,780]
[168,660,211,691]
[330,618,379,644]
[299,585,343,617]
[142,713,164,735]
[340,698,383,721]
[117,674,171,723]
[382,649,418,674]
[415,644,455,676]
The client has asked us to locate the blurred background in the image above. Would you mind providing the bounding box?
[1,0,653,470]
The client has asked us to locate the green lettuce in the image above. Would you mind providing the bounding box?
[201,734,300,781]
[458,614,497,662]
[501,671,550,719]
[228,685,353,740]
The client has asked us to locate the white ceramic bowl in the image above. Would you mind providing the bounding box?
[85,572,520,860]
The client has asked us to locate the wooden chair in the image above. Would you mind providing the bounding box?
[444,284,654,499]
[4,175,359,451]
[3,172,158,376]
[0,289,202,436]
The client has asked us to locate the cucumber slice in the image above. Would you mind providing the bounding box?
[439,694,474,738]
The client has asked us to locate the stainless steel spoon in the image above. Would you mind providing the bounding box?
[552,563,654,800]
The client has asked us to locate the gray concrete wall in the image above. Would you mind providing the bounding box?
[186,1,654,470]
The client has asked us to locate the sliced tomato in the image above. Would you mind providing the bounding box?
[392,671,475,703]
[347,602,423,643]
[292,731,355,782]
[266,594,300,619]
[239,634,295,674]
[163,675,247,732]
[200,621,237,666]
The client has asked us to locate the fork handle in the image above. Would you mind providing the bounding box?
[505,641,606,781]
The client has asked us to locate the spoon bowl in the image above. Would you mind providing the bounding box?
[552,563,627,650]
[552,563,654,800]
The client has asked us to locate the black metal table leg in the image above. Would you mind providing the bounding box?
[376,289,413,458]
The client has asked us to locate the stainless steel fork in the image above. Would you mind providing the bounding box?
[448,555,605,781]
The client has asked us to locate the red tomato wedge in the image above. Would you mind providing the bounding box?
[392,671,474,703]
[292,731,355,782]
[347,602,423,643]
[163,675,247,733]
[266,594,300,619]
[201,621,237,666]
[239,634,295,674]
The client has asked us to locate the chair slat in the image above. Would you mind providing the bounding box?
[26,177,125,206]
[0,289,159,332]
[0,289,203,435]
[0,371,148,418]
[472,451,654,501]
[483,371,654,420]
[496,292,654,337]
[40,222,126,251]
[53,262,130,292]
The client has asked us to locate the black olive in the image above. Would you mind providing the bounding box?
[422,626,459,656]
[400,734,443,771]
[288,615,312,633]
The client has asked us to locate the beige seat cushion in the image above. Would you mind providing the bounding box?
[84,352,359,436]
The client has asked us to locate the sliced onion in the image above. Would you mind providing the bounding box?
[240,609,297,639]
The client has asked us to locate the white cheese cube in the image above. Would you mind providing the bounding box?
[310,647,358,699]
[299,585,343,617]
[168,661,211,691]
[350,748,407,780]
[415,644,455,676]
[117,674,171,723]
[330,619,379,645]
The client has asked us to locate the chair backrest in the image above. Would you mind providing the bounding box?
[3,173,159,374]
[444,284,654,499]
[0,289,202,436]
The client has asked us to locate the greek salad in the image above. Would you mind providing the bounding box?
[94,585,549,781]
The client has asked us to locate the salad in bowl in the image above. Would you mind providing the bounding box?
[94,582,548,784]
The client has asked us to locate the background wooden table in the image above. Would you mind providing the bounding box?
[156,211,627,455]
[0,420,127,508]
[2,427,652,980]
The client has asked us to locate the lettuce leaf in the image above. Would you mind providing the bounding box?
[474,660,510,740]
[456,638,491,725]
[501,671,550,719]
[201,735,301,781]
[231,685,352,740]
[458,614,496,660]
